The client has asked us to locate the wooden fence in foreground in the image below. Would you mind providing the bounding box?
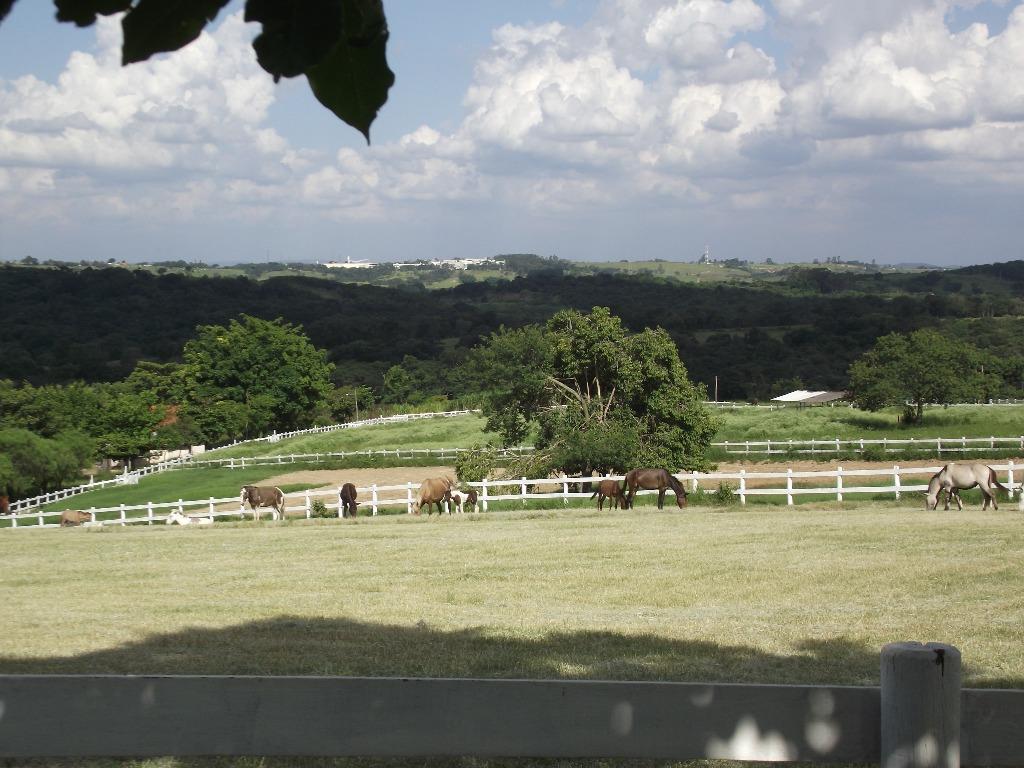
[0,643,1021,765]
[3,463,1022,528]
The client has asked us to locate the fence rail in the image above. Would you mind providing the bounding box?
[7,410,479,514]
[5,462,1021,529]
[0,643,1021,764]
[712,434,1024,456]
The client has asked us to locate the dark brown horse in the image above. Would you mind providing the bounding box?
[339,483,359,518]
[590,479,627,510]
[623,468,687,510]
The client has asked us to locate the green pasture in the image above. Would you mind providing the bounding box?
[714,403,1024,443]
[208,414,502,458]
[2,503,1022,768]
[207,405,1024,462]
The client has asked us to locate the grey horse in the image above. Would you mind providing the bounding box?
[925,463,1009,511]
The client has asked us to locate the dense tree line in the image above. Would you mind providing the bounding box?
[2,262,1024,404]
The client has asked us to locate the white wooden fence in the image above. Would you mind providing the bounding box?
[6,410,480,514]
[5,463,1020,529]
[714,435,1024,456]
[1,642,1022,764]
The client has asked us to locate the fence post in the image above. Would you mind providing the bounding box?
[724,440,730,453]
[836,467,843,502]
[371,484,378,516]
[1009,461,1016,497]
[880,642,961,768]
[209,498,215,521]
[562,477,569,506]
[835,437,840,454]
[147,502,154,525]
[521,477,527,507]
[744,440,749,455]
[336,488,344,518]
[120,504,127,526]
[786,469,793,506]
[481,479,489,513]
[860,438,865,452]
[304,491,311,519]
[894,466,901,501]
[406,483,414,515]
[739,469,746,505]
[766,439,771,455]
[936,437,941,454]
[691,471,698,493]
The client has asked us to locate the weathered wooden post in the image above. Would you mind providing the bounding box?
[881,641,961,768]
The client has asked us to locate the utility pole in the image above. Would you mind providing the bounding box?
[354,388,360,422]
[714,375,719,403]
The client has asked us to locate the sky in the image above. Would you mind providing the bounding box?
[1,0,1023,266]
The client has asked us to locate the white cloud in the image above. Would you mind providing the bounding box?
[2,1,1024,263]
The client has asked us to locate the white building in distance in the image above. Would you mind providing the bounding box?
[322,256,376,269]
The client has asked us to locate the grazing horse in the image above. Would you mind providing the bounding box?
[339,483,359,518]
[925,463,1009,511]
[590,479,627,510]
[60,510,92,527]
[413,477,453,516]
[623,468,687,510]
[448,489,478,514]
[166,510,213,526]
[240,485,285,521]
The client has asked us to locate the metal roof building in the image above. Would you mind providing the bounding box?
[771,390,849,405]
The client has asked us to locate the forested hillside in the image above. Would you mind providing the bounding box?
[3,261,1023,401]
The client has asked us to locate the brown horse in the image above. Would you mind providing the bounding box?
[413,477,453,515]
[240,485,285,521]
[339,483,359,518]
[590,479,627,510]
[623,468,687,510]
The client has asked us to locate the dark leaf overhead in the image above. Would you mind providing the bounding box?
[53,0,131,27]
[245,0,344,81]
[121,0,230,64]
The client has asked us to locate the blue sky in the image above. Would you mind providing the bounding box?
[1,1,1023,266]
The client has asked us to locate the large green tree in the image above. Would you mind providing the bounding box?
[182,314,334,438]
[0,0,393,140]
[848,329,994,421]
[469,307,720,473]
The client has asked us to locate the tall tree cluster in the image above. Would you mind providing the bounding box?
[469,307,720,474]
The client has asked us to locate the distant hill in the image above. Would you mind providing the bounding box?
[2,261,1023,400]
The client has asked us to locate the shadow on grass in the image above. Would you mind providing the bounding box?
[0,618,886,768]
[2,617,1010,768]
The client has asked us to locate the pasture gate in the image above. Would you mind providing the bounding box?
[1,643,1022,765]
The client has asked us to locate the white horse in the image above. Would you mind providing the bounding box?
[166,510,213,526]
[925,463,1009,511]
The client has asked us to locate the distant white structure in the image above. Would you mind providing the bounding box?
[322,256,375,269]
[771,390,848,406]
[394,257,504,270]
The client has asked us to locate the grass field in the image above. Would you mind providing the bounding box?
[3,502,1022,767]
[209,415,502,458]
[206,406,1024,461]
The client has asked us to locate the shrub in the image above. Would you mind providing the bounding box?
[310,499,331,518]
[712,482,737,506]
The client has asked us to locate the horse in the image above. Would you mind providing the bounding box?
[925,463,1009,511]
[623,468,687,510]
[240,485,285,521]
[339,483,359,518]
[60,509,92,527]
[590,479,627,510]
[413,477,453,515]
[448,488,478,514]
[166,510,213,526]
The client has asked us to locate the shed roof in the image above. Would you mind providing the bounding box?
[771,390,848,404]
